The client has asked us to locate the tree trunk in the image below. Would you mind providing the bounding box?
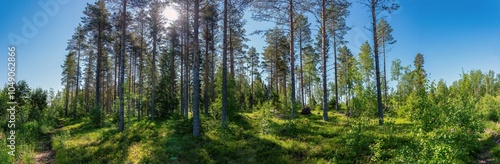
[65,78,70,117]
[274,37,278,94]
[193,0,201,137]
[210,20,216,105]
[229,28,234,78]
[151,29,156,121]
[299,28,304,110]
[289,0,296,118]
[222,0,228,128]
[180,35,185,115]
[118,0,126,132]
[138,40,143,121]
[345,52,349,112]
[137,17,144,121]
[114,46,118,101]
[371,0,384,125]
[75,41,81,118]
[204,18,210,115]
[333,31,339,112]
[321,0,328,121]
[383,37,388,112]
[96,23,102,107]
[85,72,90,113]
[170,34,176,115]
[183,2,190,118]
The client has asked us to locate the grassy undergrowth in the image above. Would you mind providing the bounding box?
[50,108,499,163]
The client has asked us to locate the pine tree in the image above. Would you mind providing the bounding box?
[201,1,218,115]
[293,14,312,110]
[247,47,259,110]
[302,44,320,107]
[376,18,396,112]
[358,41,374,88]
[251,0,300,118]
[360,0,399,125]
[82,0,112,112]
[61,51,77,117]
[327,0,350,112]
[66,24,87,118]
[338,45,359,113]
[148,0,165,120]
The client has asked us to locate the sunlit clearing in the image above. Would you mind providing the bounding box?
[162,5,178,22]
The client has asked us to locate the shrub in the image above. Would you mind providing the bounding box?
[476,95,500,122]
[90,105,103,128]
[487,109,499,122]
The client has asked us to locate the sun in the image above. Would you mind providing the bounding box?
[162,4,179,22]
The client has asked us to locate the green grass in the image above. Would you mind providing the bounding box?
[49,109,497,163]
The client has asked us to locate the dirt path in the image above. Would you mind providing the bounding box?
[34,125,62,164]
[477,128,500,164]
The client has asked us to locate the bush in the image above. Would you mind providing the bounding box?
[487,109,499,122]
[476,95,500,122]
[90,105,103,128]
[344,119,372,161]
[259,101,273,135]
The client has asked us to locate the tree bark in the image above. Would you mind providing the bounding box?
[371,0,384,125]
[299,27,304,110]
[118,0,126,132]
[193,0,201,137]
[289,0,296,118]
[204,16,210,115]
[222,0,228,128]
[321,0,328,121]
[96,22,102,107]
[137,14,144,121]
[333,31,339,112]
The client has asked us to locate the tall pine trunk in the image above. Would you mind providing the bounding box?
[118,0,126,132]
[321,0,328,121]
[137,19,144,121]
[222,0,228,128]
[192,0,201,137]
[75,41,81,118]
[289,0,296,118]
[383,37,388,112]
[229,28,234,78]
[333,31,339,111]
[371,0,384,125]
[204,18,210,115]
[183,2,190,118]
[96,23,102,108]
[299,28,304,110]
[151,30,156,121]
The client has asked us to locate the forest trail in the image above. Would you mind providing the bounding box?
[477,126,500,164]
[34,124,63,164]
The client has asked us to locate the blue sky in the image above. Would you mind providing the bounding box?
[0,0,90,91]
[1,0,499,92]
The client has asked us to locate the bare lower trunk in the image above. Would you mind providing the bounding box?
[321,0,328,121]
[193,0,201,136]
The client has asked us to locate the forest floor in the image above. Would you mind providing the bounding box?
[47,110,500,163]
[478,123,500,164]
[34,124,63,164]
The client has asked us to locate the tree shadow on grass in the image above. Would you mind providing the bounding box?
[52,119,131,164]
[140,112,303,163]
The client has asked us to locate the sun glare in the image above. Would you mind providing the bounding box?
[162,5,179,22]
